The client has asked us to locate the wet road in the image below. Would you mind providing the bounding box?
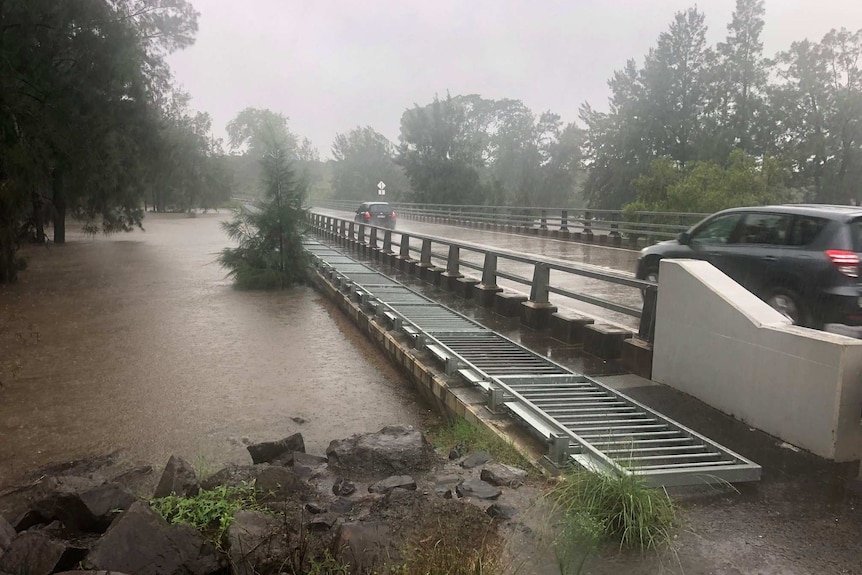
[315,208,644,329]
[0,213,427,488]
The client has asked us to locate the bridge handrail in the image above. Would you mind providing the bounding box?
[309,198,709,241]
[307,211,658,342]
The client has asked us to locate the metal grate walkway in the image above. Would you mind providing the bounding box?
[303,238,761,487]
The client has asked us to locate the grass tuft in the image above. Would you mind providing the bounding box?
[550,467,676,553]
[425,417,531,470]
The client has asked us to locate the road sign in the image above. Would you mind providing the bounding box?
[378,181,386,196]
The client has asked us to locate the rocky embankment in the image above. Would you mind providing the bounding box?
[0,425,535,575]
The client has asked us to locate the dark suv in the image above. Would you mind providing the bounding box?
[635,205,862,328]
[354,201,396,230]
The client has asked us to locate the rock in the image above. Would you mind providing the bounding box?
[12,509,46,532]
[480,463,527,488]
[329,497,354,515]
[200,465,263,491]
[227,510,289,575]
[460,451,493,469]
[110,465,155,497]
[56,572,131,575]
[486,503,517,520]
[0,515,15,551]
[84,501,222,575]
[0,532,75,575]
[456,479,501,500]
[254,466,311,500]
[290,417,307,424]
[30,477,136,532]
[368,476,416,494]
[247,433,305,465]
[307,513,337,531]
[332,478,356,497]
[326,425,434,477]
[448,445,467,460]
[153,456,200,498]
[292,452,327,467]
[433,474,461,499]
[304,502,325,515]
[335,521,393,573]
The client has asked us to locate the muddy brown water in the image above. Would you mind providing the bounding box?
[0,213,427,488]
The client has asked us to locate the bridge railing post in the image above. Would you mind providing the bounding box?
[446,245,460,276]
[529,262,551,305]
[383,229,392,254]
[540,209,548,230]
[347,222,355,247]
[560,210,569,232]
[481,253,498,286]
[583,211,593,236]
[420,238,432,266]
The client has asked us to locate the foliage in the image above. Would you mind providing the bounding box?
[219,137,308,290]
[551,511,604,575]
[331,126,410,201]
[549,467,676,553]
[626,150,791,214]
[425,417,531,471]
[306,550,350,575]
[151,484,260,547]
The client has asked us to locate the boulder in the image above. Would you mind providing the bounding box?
[227,510,289,575]
[200,465,263,491]
[326,426,434,477]
[0,532,75,575]
[247,433,305,465]
[29,477,135,532]
[307,513,337,531]
[153,456,200,499]
[448,445,467,460]
[0,515,15,551]
[56,572,131,575]
[335,521,393,573]
[368,476,416,494]
[304,502,325,515]
[460,451,493,469]
[455,479,501,500]
[254,467,312,501]
[433,475,461,499]
[480,463,527,488]
[110,465,155,496]
[486,503,517,520]
[292,452,327,467]
[329,497,354,515]
[332,478,356,497]
[84,501,222,575]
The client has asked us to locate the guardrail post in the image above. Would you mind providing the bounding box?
[357,224,366,255]
[583,211,593,238]
[440,245,464,291]
[474,253,503,307]
[397,233,414,272]
[560,210,569,233]
[522,262,558,330]
[417,238,434,280]
[347,222,355,248]
[540,209,548,231]
[382,230,394,265]
[369,227,379,260]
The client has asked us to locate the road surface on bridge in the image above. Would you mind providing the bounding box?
[314,208,644,329]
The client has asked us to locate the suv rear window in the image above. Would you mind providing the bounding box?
[850,219,862,252]
[368,204,390,214]
[787,216,829,247]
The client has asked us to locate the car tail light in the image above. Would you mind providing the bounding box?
[826,250,859,277]
[391,211,396,218]
[364,211,371,219]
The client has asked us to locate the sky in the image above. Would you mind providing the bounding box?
[166,0,862,158]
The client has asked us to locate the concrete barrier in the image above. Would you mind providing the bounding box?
[652,259,862,462]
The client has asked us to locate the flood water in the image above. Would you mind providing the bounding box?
[0,213,427,489]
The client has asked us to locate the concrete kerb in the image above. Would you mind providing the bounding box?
[308,263,547,469]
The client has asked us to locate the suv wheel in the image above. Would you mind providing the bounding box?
[765,287,808,326]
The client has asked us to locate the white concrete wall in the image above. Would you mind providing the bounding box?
[652,259,862,461]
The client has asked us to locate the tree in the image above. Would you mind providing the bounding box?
[331,126,409,201]
[219,138,307,289]
[226,108,298,158]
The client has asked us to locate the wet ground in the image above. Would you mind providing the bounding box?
[0,213,428,488]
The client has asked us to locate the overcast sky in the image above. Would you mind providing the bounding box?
[166,0,862,158]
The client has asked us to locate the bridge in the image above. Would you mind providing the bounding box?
[300,201,862,487]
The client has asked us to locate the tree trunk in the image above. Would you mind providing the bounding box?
[31,190,45,243]
[52,168,66,244]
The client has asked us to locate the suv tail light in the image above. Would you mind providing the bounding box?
[364,211,371,219]
[826,250,859,277]
[391,211,396,218]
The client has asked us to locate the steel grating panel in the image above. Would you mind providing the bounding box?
[337,272,401,287]
[431,332,570,377]
[386,303,486,333]
[494,375,761,487]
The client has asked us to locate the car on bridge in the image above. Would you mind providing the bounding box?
[635,204,862,328]
[354,201,396,230]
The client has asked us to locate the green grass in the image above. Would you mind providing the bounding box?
[425,417,531,471]
[549,467,676,553]
[151,484,262,547]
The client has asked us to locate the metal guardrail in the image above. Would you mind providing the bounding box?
[303,237,761,487]
[307,211,658,341]
[310,198,710,244]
